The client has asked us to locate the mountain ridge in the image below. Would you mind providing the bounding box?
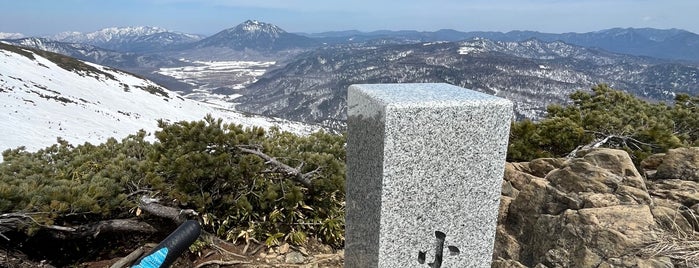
[0,32,24,39]
[303,27,699,62]
[49,26,204,52]
[236,38,699,127]
[8,23,697,62]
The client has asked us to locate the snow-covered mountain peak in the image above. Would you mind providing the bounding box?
[48,26,203,52]
[232,20,285,37]
[51,26,168,43]
[193,20,317,52]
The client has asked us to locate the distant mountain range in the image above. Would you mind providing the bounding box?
[4,22,699,62]
[236,38,699,127]
[306,27,699,62]
[0,42,321,157]
[0,32,24,39]
[50,26,204,52]
[3,20,698,129]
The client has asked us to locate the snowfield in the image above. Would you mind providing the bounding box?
[0,44,321,160]
[156,59,276,108]
[157,59,275,90]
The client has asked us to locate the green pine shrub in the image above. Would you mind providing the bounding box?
[507,84,699,163]
[0,116,346,248]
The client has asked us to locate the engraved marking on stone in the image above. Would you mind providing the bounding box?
[417,231,460,268]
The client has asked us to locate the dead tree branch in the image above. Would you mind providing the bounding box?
[0,212,76,233]
[110,246,146,268]
[568,131,660,158]
[0,213,157,240]
[138,196,198,224]
[236,146,318,189]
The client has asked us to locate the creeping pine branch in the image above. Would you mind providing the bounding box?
[236,146,319,189]
[568,131,659,158]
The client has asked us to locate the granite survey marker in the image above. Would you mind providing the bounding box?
[346,83,512,267]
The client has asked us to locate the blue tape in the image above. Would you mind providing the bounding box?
[132,247,169,268]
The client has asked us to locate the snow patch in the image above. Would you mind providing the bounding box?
[423,41,448,46]
[458,45,485,55]
[0,46,320,161]
[157,60,275,91]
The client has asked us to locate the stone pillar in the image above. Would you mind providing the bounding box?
[346,83,512,268]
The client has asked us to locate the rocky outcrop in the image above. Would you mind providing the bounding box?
[495,147,699,268]
[653,147,699,181]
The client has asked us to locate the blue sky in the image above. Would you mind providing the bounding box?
[1,0,697,36]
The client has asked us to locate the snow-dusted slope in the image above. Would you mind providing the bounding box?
[52,26,168,43]
[0,32,24,39]
[50,26,203,52]
[0,43,321,158]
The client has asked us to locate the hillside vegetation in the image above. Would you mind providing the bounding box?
[0,84,697,266]
[0,116,345,265]
[508,84,699,163]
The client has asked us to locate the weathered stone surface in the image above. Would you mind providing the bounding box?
[655,147,699,181]
[529,205,657,267]
[285,251,306,264]
[501,180,518,198]
[491,259,528,268]
[495,148,699,267]
[651,205,694,235]
[493,225,520,261]
[346,83,512,268]
[528,158,566,178]
[504,163,540,191]
[507,162,532,174]
[647,179,699,206]
[605,256,675,268]
[579,148,645,185]
[544,149,652,208]
[507,178,559,237]
[546,159,618,193]
[498,196,513,223]
[641,153,666,173]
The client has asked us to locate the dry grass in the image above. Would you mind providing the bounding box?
[640,205,699,267]
[641,237,699,266]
